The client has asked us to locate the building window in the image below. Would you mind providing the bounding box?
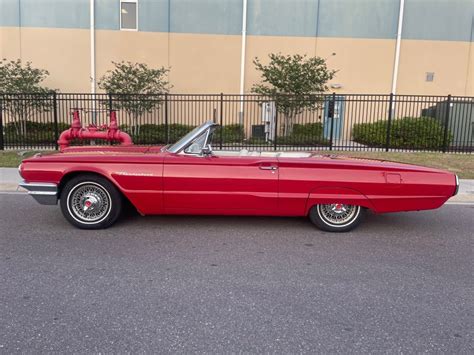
[120,0,138,31]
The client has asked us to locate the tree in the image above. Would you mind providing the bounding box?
[252,53,336,136]
[0,59,55,136]
[98,61,171,136]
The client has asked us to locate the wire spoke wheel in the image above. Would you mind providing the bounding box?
[67,182,112,224]
[310,203,364,232]
[61,175,123,229]
[318,203,359,226]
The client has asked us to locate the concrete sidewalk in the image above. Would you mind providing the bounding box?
[0,168,24,192]
[1,167,473,202]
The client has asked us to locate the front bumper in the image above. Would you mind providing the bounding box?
[19,181,58,205]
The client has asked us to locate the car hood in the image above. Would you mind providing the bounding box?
[59,145,166,154]
[21,145,167,164]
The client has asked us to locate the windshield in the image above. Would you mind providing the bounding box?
[168,125,203,152]
[184,131,208,154]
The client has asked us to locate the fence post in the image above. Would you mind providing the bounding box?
[164,93,169,144]
[53,93,59,150]
[442,94,451,153]
[329,92,336,151]
[219,93,223,149]
[273,103,278,151]
[386,93,394,152]
[108,93,113,114]
[0,96,4,150]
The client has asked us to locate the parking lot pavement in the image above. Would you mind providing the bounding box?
[0,194,472,353]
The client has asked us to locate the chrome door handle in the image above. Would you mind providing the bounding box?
[259,165,278,170]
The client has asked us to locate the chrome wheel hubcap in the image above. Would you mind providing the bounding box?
[318,203,359,226]
[68,183,111,223]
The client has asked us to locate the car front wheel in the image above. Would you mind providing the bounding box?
[60,175,122,229]
[309,203,365,232]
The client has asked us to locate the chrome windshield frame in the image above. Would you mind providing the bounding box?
[167,121,218,154]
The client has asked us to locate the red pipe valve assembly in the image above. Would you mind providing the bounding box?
[58,109,133,151]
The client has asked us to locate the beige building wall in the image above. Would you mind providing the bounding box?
[0,27,22,59]
[96,31,243,93]
[469,40,474,97]
[95,30,169,89]
[244,36,398,94]
[168,33,241,93]
[1,27,90,92]
[1,27,473,96]
[243,35,317,93]
[396,40,473,96]
[315,38,397,94]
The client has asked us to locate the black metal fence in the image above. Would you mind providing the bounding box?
[0,93,473,152]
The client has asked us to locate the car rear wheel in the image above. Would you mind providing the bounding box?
[309,203,365,232]
[60,174,122,229]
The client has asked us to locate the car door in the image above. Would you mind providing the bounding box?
[163,153,279,214]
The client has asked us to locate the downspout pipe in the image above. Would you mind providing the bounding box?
[90,0,97,128]
[239,0,248,117]
[391,0,405,95]
[90,0,96,95]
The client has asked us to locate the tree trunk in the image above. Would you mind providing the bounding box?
[20,110,27,136]
[127,112,137,137]
[128,112,142,137]
[283,112,295,136]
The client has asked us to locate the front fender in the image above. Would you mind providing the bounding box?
[304,186,375,215]
[59,165,163,215]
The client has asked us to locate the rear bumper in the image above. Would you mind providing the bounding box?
[453,175,460,196]
[19,181,58,205]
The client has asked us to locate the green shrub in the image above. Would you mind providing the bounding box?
[122,124,245,145]
[292,123,323,137]
[352,116,451,150]
[167,124,195,142]
[120,123,194,144]
[123,123,245,145]
[246,137,269,145]
[3,120,330,147]
[213,124,244,144]
[277,122,329,146]
[4,121,69,145]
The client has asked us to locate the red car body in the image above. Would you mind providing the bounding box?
[18,121,458,231]
[20,145,457,217]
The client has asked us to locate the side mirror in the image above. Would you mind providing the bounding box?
[201,145,213,156]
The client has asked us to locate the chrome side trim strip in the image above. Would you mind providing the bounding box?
[27,191,57,195]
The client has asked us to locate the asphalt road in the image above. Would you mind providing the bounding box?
[0,194,472,353]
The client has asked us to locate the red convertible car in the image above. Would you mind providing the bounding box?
[19,121,458,232]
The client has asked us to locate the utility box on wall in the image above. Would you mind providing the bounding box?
[323,96,345,140]
[261,101,276,142]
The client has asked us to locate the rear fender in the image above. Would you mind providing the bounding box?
[304,187,375,215]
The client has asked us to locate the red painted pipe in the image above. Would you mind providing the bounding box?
[58,110,133,151]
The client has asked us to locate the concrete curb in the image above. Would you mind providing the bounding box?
[1,167,473,202]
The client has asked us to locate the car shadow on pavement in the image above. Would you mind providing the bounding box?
[117,206,445,237]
